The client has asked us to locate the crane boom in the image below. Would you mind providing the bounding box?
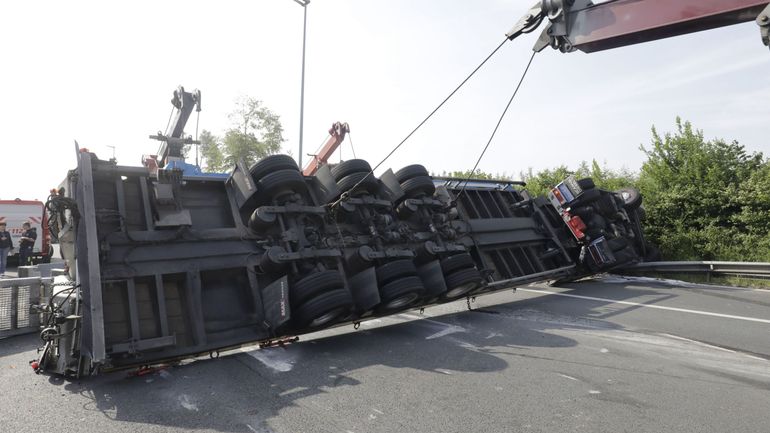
[302,122,350,176]
[517,0,770,53]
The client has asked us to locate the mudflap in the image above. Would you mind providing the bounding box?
[311,164,343,204]
[261,275,291,335]
[417,259,447,299]
[348,267,381,316]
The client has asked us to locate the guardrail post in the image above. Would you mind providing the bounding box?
[10,284,19,331]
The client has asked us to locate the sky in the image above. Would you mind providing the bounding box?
[1,0,768,201]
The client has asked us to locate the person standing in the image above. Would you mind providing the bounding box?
[0,222,13,277]
[18,222,37,267]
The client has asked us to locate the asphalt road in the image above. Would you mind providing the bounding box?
[1,275,769,433]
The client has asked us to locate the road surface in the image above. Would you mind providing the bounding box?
[1,275,768,433]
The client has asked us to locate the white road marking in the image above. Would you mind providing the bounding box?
[518,288,770,324]
[245,348,294,372]
[600,348,609,353]
[425,325,466,340]
[588,390,601,395]
[660,333,736,353]
[246,424,258,433]
[558,373,579,381]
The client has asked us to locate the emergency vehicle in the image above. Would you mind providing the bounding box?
[0,199,52,264]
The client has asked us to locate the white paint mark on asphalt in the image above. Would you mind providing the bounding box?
[486,332,503,339]
[600,348,609,353]
[558,373,579,381]
[518,288,770,324]
[373,408,384,414]
[329,366,337,370]
[588,390,601,395]
[425,325,466,340]
[179,394,199,412]
[660,333,736,353]
[745,355,767,361]
[246,348,295,372]
[246,424,258,433]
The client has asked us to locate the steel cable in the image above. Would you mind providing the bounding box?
[330,38,510,208]
[454,50,537,202]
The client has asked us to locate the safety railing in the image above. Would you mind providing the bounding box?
[0,275,55,339]
[620,261,770,280]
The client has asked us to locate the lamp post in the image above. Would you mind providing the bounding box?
[293,0,310,168]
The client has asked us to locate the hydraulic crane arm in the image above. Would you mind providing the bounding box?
[302,122,350,176]
[513,0,770,53]
[150,86,202,168]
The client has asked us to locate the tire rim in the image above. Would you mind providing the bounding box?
[308,307,346,328]
[445,282,477,299]
[383,293,419,310]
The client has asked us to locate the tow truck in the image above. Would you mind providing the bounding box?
[28,0,769,377]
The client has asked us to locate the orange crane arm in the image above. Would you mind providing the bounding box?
[302,122,350,176]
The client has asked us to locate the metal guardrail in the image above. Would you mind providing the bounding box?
[0,274,55,339]
[621,261,770,280]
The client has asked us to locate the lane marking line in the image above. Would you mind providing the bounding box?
[518,288,770,325]
[659,333,736,353]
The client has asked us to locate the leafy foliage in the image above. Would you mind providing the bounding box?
[637,118,768,261]
[519,161,635,197]
[187,96,285,172]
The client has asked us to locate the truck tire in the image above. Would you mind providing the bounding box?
[336,171,379,196]
[258,169,307,200]
[376,259,417,285]
[250,155,299,182]
[293,289,353,329]
[401,175,435,199]
[378,276,424,311]
[291,270,345,308]
[395,164,429,183]
[440,253,474,274]
[616,187,642,210]
[577,178,595,190]
[444,267,483,299]
[331,159,371,182]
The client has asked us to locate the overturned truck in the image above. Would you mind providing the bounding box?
[38,149,650,376]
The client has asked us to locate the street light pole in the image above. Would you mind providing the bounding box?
[294,0,310,168]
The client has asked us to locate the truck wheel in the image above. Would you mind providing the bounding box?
[400,175,435,199]
[291,270,345,309]
[577,178,595,190]
[331,159,371,182]
[440,253,474,274]
[615,187,642,210]
[293,289,353,329]
[250,155,299,182]
[395,164,429,183]
[377,276,424,312]
[444,267,483,299]
[376,259,417,285]
[336,172,379,196]
[258,169,307,200]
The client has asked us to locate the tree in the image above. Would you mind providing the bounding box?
[222,96,285,168]
[637,117,768,261]
[519,160,635,197]
[199,130,225,172]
